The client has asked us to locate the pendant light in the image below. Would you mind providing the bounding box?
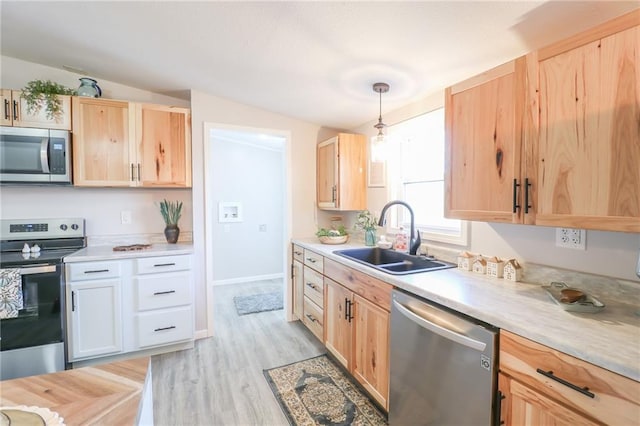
[371,82,389,162]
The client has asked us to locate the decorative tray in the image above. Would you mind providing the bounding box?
[542,281,605,313]
[113,244,152,252]
[318,235,349,245]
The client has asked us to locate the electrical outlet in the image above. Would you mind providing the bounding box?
[120,210,132,225]
[555,228,586,250]
[259,224,267,232]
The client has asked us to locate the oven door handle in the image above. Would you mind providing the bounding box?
[40,137,50,174]
[19,265,57,275]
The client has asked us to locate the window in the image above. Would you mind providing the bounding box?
[385,108,467,245]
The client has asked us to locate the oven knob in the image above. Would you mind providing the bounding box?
[71,224,79,230]
[60,224,68,231]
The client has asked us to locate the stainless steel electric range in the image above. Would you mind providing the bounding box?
[0,218,85,380]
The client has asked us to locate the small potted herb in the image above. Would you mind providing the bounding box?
[20,80,76,120]
[159,199,183,243]
[316,225,349,244]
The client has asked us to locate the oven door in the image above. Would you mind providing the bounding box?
[0,264,65,351]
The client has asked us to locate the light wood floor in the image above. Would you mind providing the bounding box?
[152,279,325,425]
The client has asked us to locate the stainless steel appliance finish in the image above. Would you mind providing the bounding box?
[0,218,85,380]
[0,126,71,184]
[389,289,498,425]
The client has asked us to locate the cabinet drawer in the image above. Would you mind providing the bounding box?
[292,244,304,263]
[302,296,323,341]
[135,255,191,274]
[500,330,640,425]
[68,261,121,281]
[136,306,193,348]
[135,272,192,311]
[303,266,324,308]
[303,249,323,273]
[324,258,392,311]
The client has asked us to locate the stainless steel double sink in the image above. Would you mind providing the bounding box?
[333,247,455,275]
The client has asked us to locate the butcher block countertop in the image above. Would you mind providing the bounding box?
[0,357,150,425]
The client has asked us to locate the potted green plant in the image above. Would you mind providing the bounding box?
[20,79,76,120]
[159,199,183,243]
[354,210,378,246]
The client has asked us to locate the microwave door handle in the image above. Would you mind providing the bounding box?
[40,137,50,174]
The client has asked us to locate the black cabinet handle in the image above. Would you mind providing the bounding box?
[345,299,354,322]
[12,100,18,120]
[536,369,595,398]
[84,269,109,274]
[512,179,521,213]
[305,257,316,263]
[305,314,318,323]
[137,163,141,181]
[153,290,176,296]
[154,262,176,267]
[294,251,303,256]
[306,282,318,290]
[71,291,76,312]
[524,178,532,214]
[154,325,176,332]
[332,185,337,203]
[495,391,505,426]
[4,99,9,120]
[131,163,135,181]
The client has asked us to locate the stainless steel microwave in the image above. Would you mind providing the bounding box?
[0,126,71,184]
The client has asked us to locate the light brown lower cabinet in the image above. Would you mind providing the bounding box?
[499,330,640,425]
[324,258,392,410]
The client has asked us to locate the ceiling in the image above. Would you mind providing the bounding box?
[1,1,638,130]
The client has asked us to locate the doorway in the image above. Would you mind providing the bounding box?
[203,124,291,335]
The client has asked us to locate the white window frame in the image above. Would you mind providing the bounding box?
[384,108,468,246]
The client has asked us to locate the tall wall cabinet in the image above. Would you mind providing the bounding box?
[445,9,639,233]
[72,97,192,188]
[317,133,367,211]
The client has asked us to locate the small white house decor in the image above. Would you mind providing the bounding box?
[486,256,505,278]
[472,256,487,274]
[504,259,523,282]
[457,251,474,271]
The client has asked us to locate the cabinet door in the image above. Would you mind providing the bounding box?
[324,278,352,369]
[500,374,598,426]
[12,90,72,130]
[537,26,639,232]
[445,58,528,223]
[336,133,367,211]
[69,279,122,360]
[353,294,390,410]
[0,89,13,126]
[317,137,338,209]
[72,97,135,186]
[292,260,304,320]
[135,103,192,187]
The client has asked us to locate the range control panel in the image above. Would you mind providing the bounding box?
[1,218,85,240]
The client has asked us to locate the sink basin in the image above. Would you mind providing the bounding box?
[333,247,456,275]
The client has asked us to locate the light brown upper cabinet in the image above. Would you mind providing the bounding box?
[135,103,191,187]
[445,10,639,232]
[444,56,533,225]
[535,12,639,232]
[1,89,71,130]
[317,133,367,211]
[72,97,191,188]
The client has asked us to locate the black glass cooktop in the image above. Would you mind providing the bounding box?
[0,248,81,268]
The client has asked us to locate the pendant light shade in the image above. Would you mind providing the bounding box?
[371,82,389,162]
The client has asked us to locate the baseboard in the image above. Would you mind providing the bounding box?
[212,273,284,286]
[194,329,209,340]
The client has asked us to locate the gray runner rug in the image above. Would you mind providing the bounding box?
[233,291,284,315]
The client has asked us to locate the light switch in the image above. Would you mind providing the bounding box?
[259,224,267,232]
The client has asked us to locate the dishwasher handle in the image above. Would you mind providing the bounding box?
[393,299,486,352]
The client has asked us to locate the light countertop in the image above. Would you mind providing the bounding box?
[64,243,193,263]
[293,239,640,382]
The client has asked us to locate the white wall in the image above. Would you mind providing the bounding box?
[210,135,284,282]
[0,57,193,241]
[351,92,640,282]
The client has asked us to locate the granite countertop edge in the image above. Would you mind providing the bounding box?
[292,238,640,382]
[64,243,194,263]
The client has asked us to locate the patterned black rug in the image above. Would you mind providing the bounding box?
[264,354,388,426]
[233,291,283,316]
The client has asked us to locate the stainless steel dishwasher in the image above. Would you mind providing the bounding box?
[389,289,498,425]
